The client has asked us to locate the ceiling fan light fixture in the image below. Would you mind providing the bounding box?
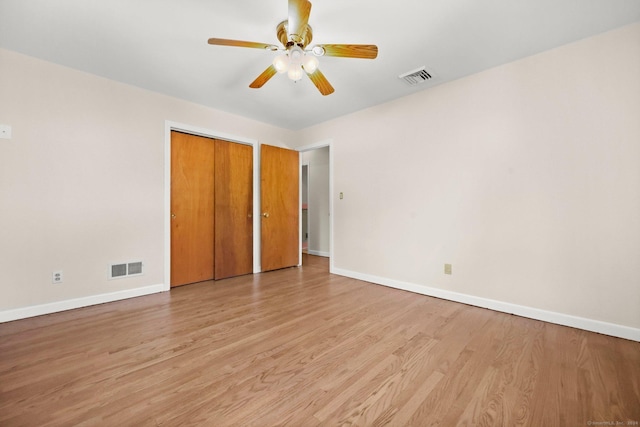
[302,55,319,73]
[288,66,303,82]
[273,54,289,73]
[273,45,312,81]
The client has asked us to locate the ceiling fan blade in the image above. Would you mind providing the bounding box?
[306,68,335,96]
[208,38,278,51]
[249,65,278,89]
[314,44,378,59]
[288,0,312,44]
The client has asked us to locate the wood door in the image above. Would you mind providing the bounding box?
[261,144,299,272]
[214,140,253,279]
[170,131,215,287]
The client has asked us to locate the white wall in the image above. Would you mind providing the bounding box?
[301,147,330,256]
[0,48,294,317]
[293,23,640,336]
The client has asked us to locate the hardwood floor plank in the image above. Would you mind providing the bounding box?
[326,335,440,425]
[260,302,434,426]
[156,288,420,426]
[1,255,638,426]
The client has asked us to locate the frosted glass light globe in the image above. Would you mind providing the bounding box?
[302,55,319,73]
[273,55,289,73]
[288,66,303,81]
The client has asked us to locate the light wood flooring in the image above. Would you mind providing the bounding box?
[1,255,639,426]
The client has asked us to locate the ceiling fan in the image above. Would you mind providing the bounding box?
[207,0,378,96]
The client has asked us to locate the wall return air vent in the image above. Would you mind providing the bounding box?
[398,66,434,86]
[109,261,144,280]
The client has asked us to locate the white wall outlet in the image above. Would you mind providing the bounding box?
[0,124,12,139]
[52,271,63,284]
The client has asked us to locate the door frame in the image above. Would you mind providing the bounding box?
[296,139,334,272]
[164,121,259,291]
[301,162,309,254]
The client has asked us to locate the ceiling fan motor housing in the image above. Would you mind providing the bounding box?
[277,20,313,48]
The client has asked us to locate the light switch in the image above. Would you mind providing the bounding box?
[0,124,12,139]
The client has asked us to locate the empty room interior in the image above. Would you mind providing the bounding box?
[1,0,639,425]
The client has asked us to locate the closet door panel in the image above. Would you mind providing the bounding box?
[214,140,253,279]
[170,131,215,287]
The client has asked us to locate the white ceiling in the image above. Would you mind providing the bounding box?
[1,0,639,130]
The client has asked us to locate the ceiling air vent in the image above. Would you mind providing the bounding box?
[399,66,434,86]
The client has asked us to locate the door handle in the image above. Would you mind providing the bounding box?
[262,212,270,218]
[171,213,176,219]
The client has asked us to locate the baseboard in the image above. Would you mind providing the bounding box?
[308,250,330,258]
[4,273,638,342]
[331,267,640,342]
[0,284,166,323]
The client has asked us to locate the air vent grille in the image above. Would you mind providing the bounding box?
[399,67,434,86]
[109,261,144,280]
[111,264,127,278]
[128,261,143,275]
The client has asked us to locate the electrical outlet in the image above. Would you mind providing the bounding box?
[52,271,63,284]
[444,264,452,275]
[0,124,11,139]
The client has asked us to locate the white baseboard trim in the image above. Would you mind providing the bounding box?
[331,267,640,342]
[308,250,330,258]
[0,284,166,323]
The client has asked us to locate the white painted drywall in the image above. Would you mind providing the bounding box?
[292,23,640,330]
[0,48,294,313]
[301,147,330,256]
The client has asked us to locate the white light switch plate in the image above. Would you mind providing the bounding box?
[0,124,12,139]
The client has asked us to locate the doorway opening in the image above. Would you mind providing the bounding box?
[298,142,332,270]
[301,164,309,254]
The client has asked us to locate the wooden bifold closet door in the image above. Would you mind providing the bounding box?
[170,131,253,287]
[214,139,253,280]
